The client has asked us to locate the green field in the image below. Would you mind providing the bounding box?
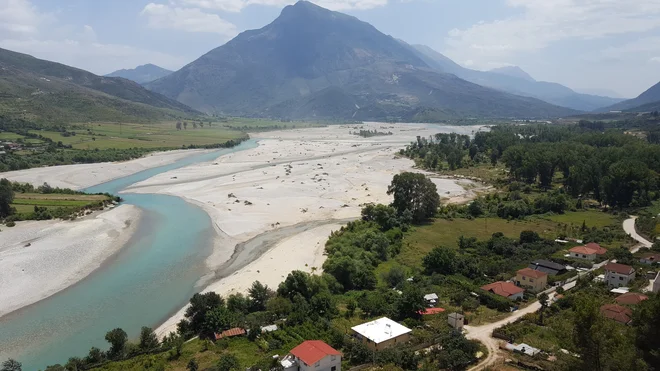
[10,193,111,216]
[0,132,23,140]
[543,210,620,229]
[395,217,559,268]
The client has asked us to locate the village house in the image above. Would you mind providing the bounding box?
[214,327,246,340]
[603,263,636,288]
[615,292,648,305]
[281,340,341,371]
[528,259,567,276]
[515,268,548,293]
[600,304,633,325]
[448,312,465,330]
[481,281,524,300]
[569,242,607,260]
[640,253,660,265]
[351,317,412,351]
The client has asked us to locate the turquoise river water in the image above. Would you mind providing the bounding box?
[0,140,258,370]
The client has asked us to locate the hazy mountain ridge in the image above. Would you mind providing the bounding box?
[407,43,623,111]
[147,1,575,120]
[602,81,660,112]
[0,48,196,123]
[106,64,173,84]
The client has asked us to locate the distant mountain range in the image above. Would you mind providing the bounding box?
[405,43,624,112]
[105,64,173,84]
[600,81,660,112]
[146,1,576,121]
[0,48,195,123]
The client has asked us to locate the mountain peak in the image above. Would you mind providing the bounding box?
[105,64,173,84]
[490,66,535,82]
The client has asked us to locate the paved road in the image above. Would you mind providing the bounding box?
[623,216,653,252]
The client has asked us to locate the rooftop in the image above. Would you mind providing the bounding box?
[424,293,438,301]
[418,307,445,315]
[289,340,341,366]
[604,262,635,275]
[517,267,548,279]
[214,327,246,340]
[600,304,632,324]
[481,281,524,298]
[615,292,649,305]
[530,259,566,271]
[351,317,412,344]
[570,243,607,255]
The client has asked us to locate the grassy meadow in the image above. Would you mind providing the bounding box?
[10,193,112,217]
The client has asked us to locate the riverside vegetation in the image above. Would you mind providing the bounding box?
[0,178,120,225]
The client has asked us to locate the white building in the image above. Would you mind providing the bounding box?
[448,312,465,330]
[281,340,341,371]
[424,293,438,306]
[604,263,636,288]
[351,317,412,351]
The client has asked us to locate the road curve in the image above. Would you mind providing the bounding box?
[623,216,653,253]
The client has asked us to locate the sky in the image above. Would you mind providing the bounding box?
[2,0,660,98]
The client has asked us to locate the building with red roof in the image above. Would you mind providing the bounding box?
[604,263,636,288]
[615,292,648,305]
[481,281,524,300]
[600,304,633,325]
[640,253,660,265]
[515,268,548,293]
[569,243,607,260]
[282,340,342,371]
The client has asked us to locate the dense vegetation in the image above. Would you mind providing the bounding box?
[351,129,393,138]
[402,123,660,208]
[0,179,119,224]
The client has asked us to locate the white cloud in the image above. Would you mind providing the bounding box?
[178,0,388,12]
[445,0,660,69]
[0,0,188,75]
[141,3,238,37]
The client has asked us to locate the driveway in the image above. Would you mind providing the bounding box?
[623,216,653,252]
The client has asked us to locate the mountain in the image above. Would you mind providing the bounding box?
[105,64,173,84]
[0,48,197,123]
[490,66,535,82]
[408,44,623,112]
[146,1,575,121]
[576,88,624,99]
[601,81,660,112]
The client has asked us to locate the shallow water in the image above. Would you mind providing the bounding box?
[0,140,258,370]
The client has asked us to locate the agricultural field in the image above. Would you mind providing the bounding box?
[10,193,112,217]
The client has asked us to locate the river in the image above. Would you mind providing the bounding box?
[0,140,258,370]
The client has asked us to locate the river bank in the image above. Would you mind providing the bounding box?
[0,204,141,318]
[123,123,484,336]
[1,148,210,190]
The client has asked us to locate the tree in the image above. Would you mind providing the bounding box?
[384,265,407,288]
[84,347,104,365]
[422,246,456,275]
[0,179,15,218]
[387,172,440,223]
[226,293,250,314]
[183,122,188,130]
[176,122,182,130]
[1,359,21,371]
[266,296,293,319]
[187,359,199,371]
[104,328,128,359]
[217,354,240,371]
[538,293,549,325]
[633,293,660,367]
[248,281,273,312]
[185,292,224,335]
[520,230,541,244]
[277,271,313,300]
[139,326,159,350]
[396,284,425,320]
[202,306,232,339]
[193,122,198,129]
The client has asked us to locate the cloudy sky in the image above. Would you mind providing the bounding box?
[2,0,660,98]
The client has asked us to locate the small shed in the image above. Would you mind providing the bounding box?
[424,293,439,306]
[214,327,246,340]
[448,312,465,330]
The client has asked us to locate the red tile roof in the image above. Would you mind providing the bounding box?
[517,268,548,279]
[481,281,524,298]
[569,243,607,255]
[600,304,632,324]
[290,340,341,366]
[604,263,635,275]
[214,327,246,340]
[615,292,649,305]
[418,307,446,315]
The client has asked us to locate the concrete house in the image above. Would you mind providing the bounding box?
[351,317,412,351]
[481,281,524,300]
[604,263,636,288]
[569,243,607,261]
[281,340,341,371]
[448,313,465,330]
[516,268,548,293]
[528,260,567,276]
